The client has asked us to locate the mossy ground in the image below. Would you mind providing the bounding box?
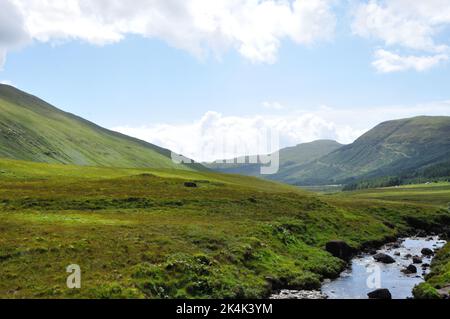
[1,159,449,299]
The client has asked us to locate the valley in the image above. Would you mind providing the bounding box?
[0,157,449,299]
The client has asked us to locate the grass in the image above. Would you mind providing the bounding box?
[1,158,449,299]
[0,84,199,170]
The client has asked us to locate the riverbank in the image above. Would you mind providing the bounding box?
[413,242,450,299]
[271,236,447,299]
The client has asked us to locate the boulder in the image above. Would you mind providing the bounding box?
[368,289,392,299]
[373,253,396,264]
[422,263,430,269]
[421,248,434,256]
[413,256,423,264]
[402,264,417,274]
[325,241,355,261]
[394,252,401,256]
[184,182,198,188]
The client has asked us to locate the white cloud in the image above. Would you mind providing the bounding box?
[353,0,450,72]
[372,49,448,73]
[1,0,336,65]
[0,0,29,69]
[0,80,13,85]
[262,101,284,110]
[111,100,450,162]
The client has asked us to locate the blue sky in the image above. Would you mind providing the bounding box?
[1,0,450,160]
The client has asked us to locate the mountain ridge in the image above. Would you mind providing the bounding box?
[0,84,203,171]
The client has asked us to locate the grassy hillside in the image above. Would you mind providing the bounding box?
[206,140,343,179]
[0,84,201,170]
[284,116,450,186]
[1,158,449,299]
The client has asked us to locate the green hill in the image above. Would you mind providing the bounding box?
[205,140,343,178]
[290,116,450,186]
[0,84,201,170]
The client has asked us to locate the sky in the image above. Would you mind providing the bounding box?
[1,0,450,161]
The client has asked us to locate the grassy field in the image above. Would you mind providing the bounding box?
[336,183,450,299]
[1,158,449,299]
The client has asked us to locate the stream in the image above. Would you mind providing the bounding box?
[271,236,447,299]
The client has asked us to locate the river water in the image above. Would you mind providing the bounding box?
[322,236,446,299]
[270,236,446,299]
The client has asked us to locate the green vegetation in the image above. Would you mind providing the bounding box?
[205,140,343,179]
[208,116,450,187]
[0,84,201,171]
[1,158,449,299]
[413,244,450,299]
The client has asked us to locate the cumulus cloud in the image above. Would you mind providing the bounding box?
[372,49,448,73]
[0,0,29,69]
[112,100,450,162]
[353,0,450,72]
[0,0,336,65]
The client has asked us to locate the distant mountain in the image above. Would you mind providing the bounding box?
[287,116,450,186]
[0,84,202,170]
[205,140,343,179]
[206,116,450,188]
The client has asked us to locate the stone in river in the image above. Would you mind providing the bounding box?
[373,253,396,264]
[421,248,434,256]
[368,289,392,299]
[402,264,417,274]
[412,256,423,264]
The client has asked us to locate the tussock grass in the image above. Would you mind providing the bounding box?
[1,158,449,298]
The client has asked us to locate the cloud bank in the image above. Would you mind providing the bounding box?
[113,101,450,162]
[0,0,336,68]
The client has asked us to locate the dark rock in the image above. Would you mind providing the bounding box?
[405,253,412,258]
[184,182,198,188]
[412,256,423,264]
[368,289,392,299]
[394,252,401,256]
[373,253,396,264]
[402,264,417,274]
[421,248,434,256]
[325,241,355,261]
[392,243,401,249]
[422,263,430,269]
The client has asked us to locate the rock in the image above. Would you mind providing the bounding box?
[368,289,392,299]
[184,182,198,188]
[394,252,401,256]
[421,248,434,256]
[325,241,355,261]
[422,263,430,269]
[392,243,401,249]
[412,256,423,264]
[405,253,412,258]
[270,290,328,300]
[402,264,417,274]
[373,253,396,264]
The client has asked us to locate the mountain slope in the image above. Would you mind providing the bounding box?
[288,116,450,185]
[205,140,343,178]
[0,84,202,170]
